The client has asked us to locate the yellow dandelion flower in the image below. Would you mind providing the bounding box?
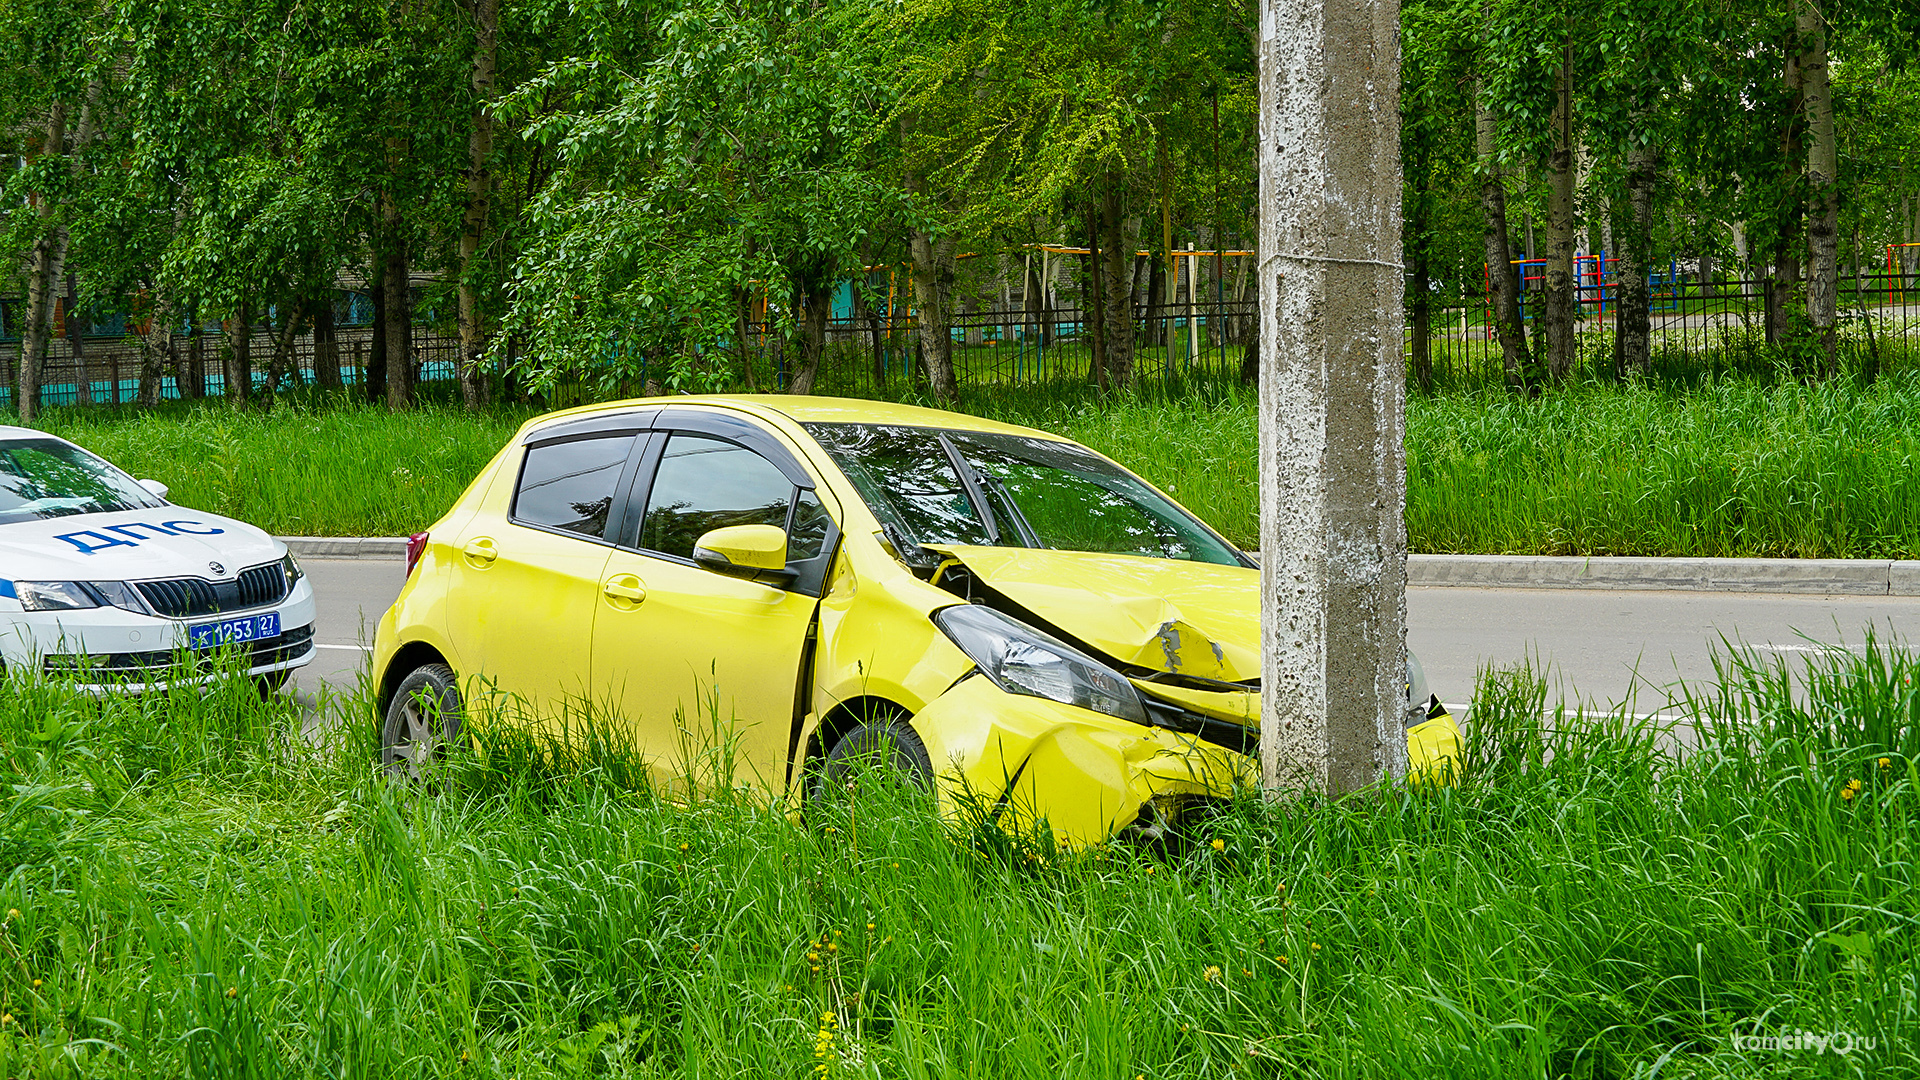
[679,843,689,852]
[1145,866,1156,876]
[827,942,838,953]
[226,987,237,998]
[1277,955,1288,965]
[866,923,875,932]
[1842,779,1862,801]
[1203,965,1222,983]
[1211,838,1225,852]
[1310,942,1321,953]
[1879,757,1892,770]
[807,951,820,961]
[4,909,17,921]
[31,979,40,989]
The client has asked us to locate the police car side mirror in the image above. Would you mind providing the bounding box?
[139,479,170,501]
[692,524,794,584]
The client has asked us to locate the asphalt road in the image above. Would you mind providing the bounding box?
[295,557,1920,717]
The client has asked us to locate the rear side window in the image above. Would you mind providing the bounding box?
[639,434,795,559]
[513,435,634,539]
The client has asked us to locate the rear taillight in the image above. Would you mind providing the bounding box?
[405,532,429,578]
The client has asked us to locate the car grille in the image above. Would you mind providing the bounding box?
[137,562,289,617]
[42,623,316,680]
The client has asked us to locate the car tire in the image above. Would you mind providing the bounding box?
[816,718,934,802]
[383,663,462,783]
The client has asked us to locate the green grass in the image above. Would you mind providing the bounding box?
[25,368,1920,558]
[0,631,1915,1076]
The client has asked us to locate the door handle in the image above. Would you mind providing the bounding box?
[602,574,646,605]
[462,537,498,566]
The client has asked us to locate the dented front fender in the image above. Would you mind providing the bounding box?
[910,674,1254,846]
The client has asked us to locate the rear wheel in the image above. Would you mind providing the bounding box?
[383,663,462,782]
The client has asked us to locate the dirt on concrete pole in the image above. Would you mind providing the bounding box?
[1256,0,1410,794]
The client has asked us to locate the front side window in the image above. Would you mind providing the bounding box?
[0,439,165,526]
[804,425,992,546]
[639,434,795,560]
[513,435,634,539]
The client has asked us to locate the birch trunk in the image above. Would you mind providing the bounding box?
[1542,42,1577,382]
[457,0,499,408]
[1799,0,1838,372]
[17,101,69,424]
[1615,133,1658,377]
[1475,77,1530,389]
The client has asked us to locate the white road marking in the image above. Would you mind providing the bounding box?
[314,643,373,652]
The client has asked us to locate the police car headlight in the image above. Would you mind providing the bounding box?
[15,581,102,612]
[281,553,304,587]
[935,603,1148,725]
[88,581,151,614]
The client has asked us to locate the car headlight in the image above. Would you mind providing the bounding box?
[1406,652,1435,727]
[12,580,150,614]
[934,603,1148,725]
[14,581,102,612]
[282,553,305,587]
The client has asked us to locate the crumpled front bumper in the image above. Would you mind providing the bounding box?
[910,674,1254,845]
[909,674,1465,846]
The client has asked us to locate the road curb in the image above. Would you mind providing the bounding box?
[281,536,408,561]
[1408,554,1920,596]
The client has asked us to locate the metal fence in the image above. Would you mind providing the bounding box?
[4,267,1918,408]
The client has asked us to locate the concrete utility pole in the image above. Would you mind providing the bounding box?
[1257,0,1409,793]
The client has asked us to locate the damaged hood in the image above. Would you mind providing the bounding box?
[926,546,1260,682]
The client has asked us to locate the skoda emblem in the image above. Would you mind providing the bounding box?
[208,561,227,577]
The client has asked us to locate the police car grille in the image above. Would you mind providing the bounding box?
[137,563,288,617]
[235,563,290,608]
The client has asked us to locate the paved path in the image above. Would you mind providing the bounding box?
[296,558,1920,717]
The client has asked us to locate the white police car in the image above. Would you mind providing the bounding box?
[0,426,316,691]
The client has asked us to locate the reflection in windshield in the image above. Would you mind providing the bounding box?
[805,423,1241,566]
[0,439,166,526]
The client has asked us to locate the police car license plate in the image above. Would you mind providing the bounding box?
[188,612,280,650]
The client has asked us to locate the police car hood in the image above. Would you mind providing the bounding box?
[0,507,283,582]
[925,546,1260,683]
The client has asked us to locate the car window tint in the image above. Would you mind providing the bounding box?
[640,435,795,560]
[0,439,165,526]
[514,435,634,539]
[789,489,833,562]
[805,425,991,546]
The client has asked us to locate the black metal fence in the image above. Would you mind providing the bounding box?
[3,267,1918,408]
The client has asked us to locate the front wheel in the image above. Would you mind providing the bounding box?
[814,718,934,803]
[383,663,462,782]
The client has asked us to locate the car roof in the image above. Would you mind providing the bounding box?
[0,426,70,444]
[519,394,1072,443]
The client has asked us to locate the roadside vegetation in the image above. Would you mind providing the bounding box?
[0,632,1913,1076]
[34,365,1920,559]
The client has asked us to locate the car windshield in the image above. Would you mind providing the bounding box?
[0,438,166,526]
[805,423,1244,566]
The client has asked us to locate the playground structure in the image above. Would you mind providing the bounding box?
[1481,254,1680,334]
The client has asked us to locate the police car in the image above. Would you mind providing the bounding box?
[0,427,317,691]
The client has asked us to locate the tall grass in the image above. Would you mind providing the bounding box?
[0,631,1914,1076]
[25,369,1920,558]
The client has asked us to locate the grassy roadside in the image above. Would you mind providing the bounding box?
[0,636,1914,1076]
[28,370,1920,558]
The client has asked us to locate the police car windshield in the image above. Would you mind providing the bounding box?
[805,422,1246,566]
[0,439,166,525]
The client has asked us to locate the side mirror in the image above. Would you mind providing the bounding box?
[692,524,792,582]
[139,479,170,501]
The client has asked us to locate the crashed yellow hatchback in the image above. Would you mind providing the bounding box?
[372,396,1460,845]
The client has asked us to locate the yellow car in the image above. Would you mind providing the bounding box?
[372,396,1460,844]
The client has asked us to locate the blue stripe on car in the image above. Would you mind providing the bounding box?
[0,579,13,599]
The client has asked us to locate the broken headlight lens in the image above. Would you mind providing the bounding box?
[935,603,1149,725]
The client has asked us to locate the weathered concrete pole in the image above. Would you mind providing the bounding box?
[1257,0,1409,793]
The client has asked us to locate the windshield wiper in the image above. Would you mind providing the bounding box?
[935,434,1003,545]
[976,472,1042,548]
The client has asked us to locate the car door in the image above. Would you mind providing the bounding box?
[444,417,649,728]
[591,410,838,794]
